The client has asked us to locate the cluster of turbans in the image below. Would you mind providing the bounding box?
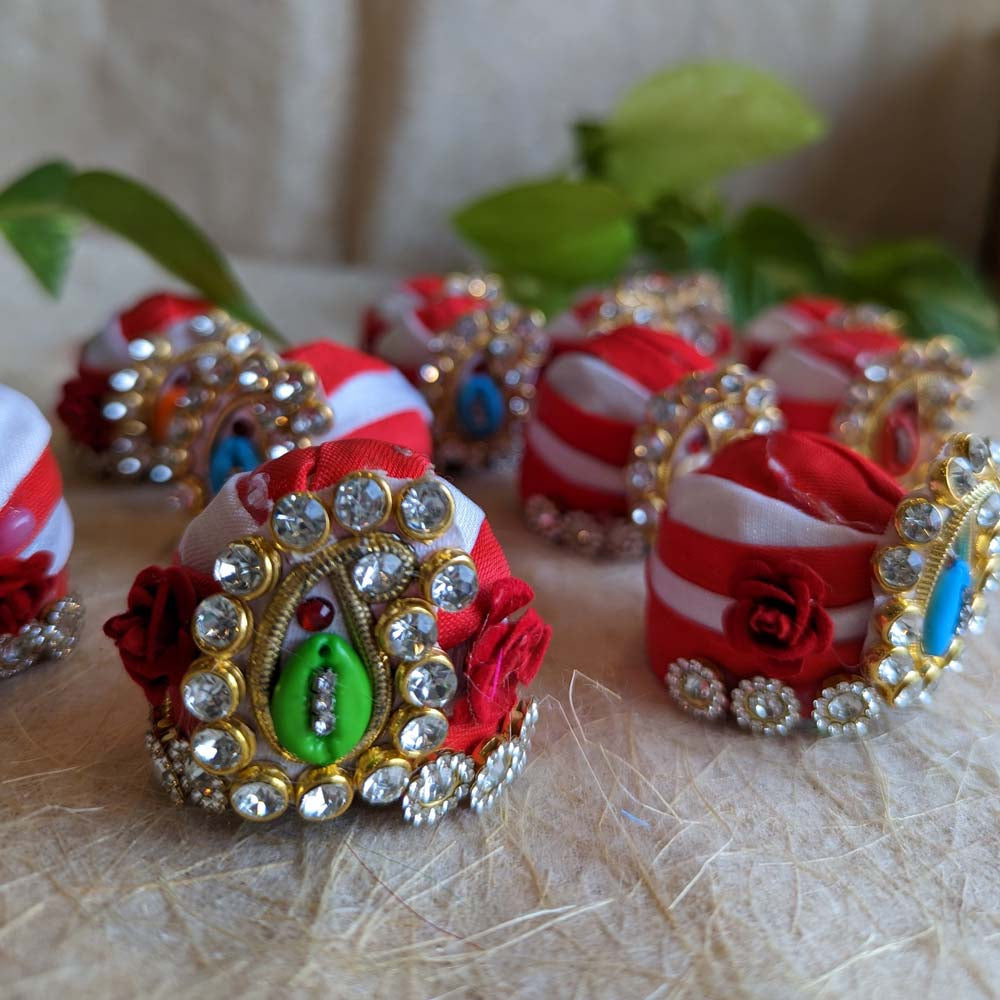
[2,269,996,823]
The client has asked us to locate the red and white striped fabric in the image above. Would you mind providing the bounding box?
[282,341,432,457]
[362,274,495,380]
[0,384,73,611]
[646,430,903,710]
[58,291,432,460]
[742,296,852,370]
[757,326,903,435]
[519,325,711,516]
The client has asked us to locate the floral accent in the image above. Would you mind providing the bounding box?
[723,558,833,665]
[0,552,53,635]
[57,371,112,451]
[445,577,551,751]
[104,565,220,704]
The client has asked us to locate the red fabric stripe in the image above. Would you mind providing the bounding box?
[534,380,635,467]
[656,518,879,607]
[518,439,625,514]
[118,292,213,340]
[340,411,432,458]
[789,296,844,322]
[282,340,387,390]
[3,449,62,543]
[700,431,902,533]
[776,398,837,434]
[557,325,710,392]
[259,438,432,500]
[645,586,867,714]
[795,328,902,373]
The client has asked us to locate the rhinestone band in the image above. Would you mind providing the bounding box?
[0,593,84,679]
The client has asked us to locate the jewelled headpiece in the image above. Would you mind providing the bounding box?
[112,440,547,823]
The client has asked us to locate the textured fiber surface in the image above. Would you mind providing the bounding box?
[3,242,1000,999]
[2,0,1000,267]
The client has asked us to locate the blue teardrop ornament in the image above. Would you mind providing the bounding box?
[456,374,504,439]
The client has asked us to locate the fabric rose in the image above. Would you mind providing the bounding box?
[445,577,551,751]
[104,565,220,704]
[57,371,112,451]
[723,558,833,665]
[0,552,53,635]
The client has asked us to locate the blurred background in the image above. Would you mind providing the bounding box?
[3,0,1000,273]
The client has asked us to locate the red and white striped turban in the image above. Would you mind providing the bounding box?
[0,385,74,631]
[757,326,903,435]
[58,291,432,489]
[520,326,711,518]
[362,274,500,380]
[742,296,849,370]
[646,430,903,711]
[544,271,732,360]
[107,438,548,822]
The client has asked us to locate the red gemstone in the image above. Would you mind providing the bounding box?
[296,597,335,631]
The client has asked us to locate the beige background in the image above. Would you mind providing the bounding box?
[3,240,1000,999]
[2,0,1000,271]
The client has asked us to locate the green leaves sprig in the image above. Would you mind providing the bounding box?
[0,160,281,342]
[453,61,1000,355]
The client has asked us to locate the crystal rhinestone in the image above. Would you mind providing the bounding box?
[744,384,774,411]
[230,779,289,820]
[405,659,457,708]
[813,680,881,737]
[888,611,923,647]
[828,690,866,722]
[719,371,744,394]
[978,493,1000,529]
[878,546,923,590]
[188,314,217,337]
[108,368,140,392]
[191,727,243,772]
[470,744,515,813]
[648,397,682,425]
[634,430,666,461]
[948,457,977,497]
[333,476,389,532]
[967,435,990,472]
[731,677,799,735]
[665,658,728,721]
[893,679,923,708]
[402,753,474,826]
[182,671,235,722]
[102,400,129,422]
[214,542,267,596]
[630,502,657,528]
[383,607,437,660]
[297,596,335,631]
[298,782,350,821]
[428,561,478,612]
[898,500,944,543]
[877,649,914,687]
[272,492,329,549]
[128,338,155,361]
[627,461,658,493]
[397,711,448,754]
[360,764,410,804]
[353,551,406,598]
[399,480,452,537]
[509,396,529,417]
[312,715,335,736]
[863,363,889,383]
[192,595,244,651]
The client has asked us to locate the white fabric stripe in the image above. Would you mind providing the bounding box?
[525,420,625,496]
[323,367,432,437]
[178,470,485,577]
[0,385,52,508]
[743,305,816,352]
[669,474,882,548]
[20,497,73,573]
[545,353,650,423]
[761,342,851,403]
[648,553,872,640]
[80,317,129,372]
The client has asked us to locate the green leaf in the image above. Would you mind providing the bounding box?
[837,240,1000,356]
[453,178,637,287]
[636,187,725,268]
[574,120,609,178]
[0,161,79,295]
[602,62,825,206]
[65,171,278,339]
[707,203,829,325]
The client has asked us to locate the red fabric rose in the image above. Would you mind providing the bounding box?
[445,577,551,752]
[57,370,112,451]
[104,565,220,704]
[723,558,833,665]
[0,552,53,635]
